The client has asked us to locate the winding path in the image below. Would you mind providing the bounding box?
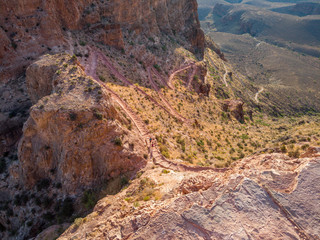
[84,48,229,173]
[222,63,229,87]
[168,63,195,89]
[151,68,171,89]
[186,66,197,89]
[147,67,187,123]
[95,49,182,121]
[254,87,264,103]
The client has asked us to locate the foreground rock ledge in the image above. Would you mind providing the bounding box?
[56,153,320,239]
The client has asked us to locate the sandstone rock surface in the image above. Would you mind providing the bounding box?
[57,154,320,240]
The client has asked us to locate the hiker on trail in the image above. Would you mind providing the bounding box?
[149,137,152,144]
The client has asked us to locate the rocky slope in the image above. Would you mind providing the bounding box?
[57,149,320,240]
[1,0,320,239]
[198,0,320,115]
[0,0,208,238]
[19,54,147,193]
[0,0,204,82]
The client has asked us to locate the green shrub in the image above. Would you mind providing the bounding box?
[196,139,204,147]
[280,145,287,153]
[121,176,129,187]
[240,134,249,140]
[69,112,77,121]
[288,149,300,158]
[114,137,122,146]
[143,196,150,201]
[0,158,6,174]
[160,145,170,158]
[82,190,97,209]
[79,41,87,46]
[93,111,103,120]
[99,75,106,82]
[153,64,161,72]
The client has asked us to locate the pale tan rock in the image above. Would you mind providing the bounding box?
[57,153,320,240]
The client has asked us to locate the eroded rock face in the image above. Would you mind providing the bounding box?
[26,56,58,104]
[191,62,211,96]
[0,0,204,82]
[221,99,245,122]
[19,54,147,193]
[57,153,320,240]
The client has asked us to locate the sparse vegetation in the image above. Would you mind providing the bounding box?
[82,190,97,209]
[114,137,122,146]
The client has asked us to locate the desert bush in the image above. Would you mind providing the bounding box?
[36,178,51,191]
[114,137,122,146]
[288,149,300,158]
[82,190,97,209]
[153,64,161,72]
[160,144,170,158]
[69,112,77,121]
[0,158,6,174]
[99,75,106,82]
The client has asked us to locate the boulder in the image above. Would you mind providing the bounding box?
[221,99,245,122]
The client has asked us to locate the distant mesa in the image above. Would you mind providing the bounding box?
[271,2,320,17]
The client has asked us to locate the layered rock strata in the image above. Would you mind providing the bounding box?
[57,152,320,239]
[0,0,204,82]
[19,54,147,193]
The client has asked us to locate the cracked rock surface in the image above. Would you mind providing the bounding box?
[57,154,320,240]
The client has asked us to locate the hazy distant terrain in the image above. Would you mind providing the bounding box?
[198,0,320,114]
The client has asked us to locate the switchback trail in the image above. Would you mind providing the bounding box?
[186,66,197,89]
[84,48,229,173]
[85,50,149,138]
[95,49,181,121]
[222,63,229,87]
[254,87,264,103]
[168,63,195,89]
[151,68,171,89]
[208,55,256,102]
[147,67,187,123]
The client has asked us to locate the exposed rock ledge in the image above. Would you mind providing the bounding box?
[56,152,320,239]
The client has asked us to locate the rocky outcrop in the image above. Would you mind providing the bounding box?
[57,153,320,239]
[0,0,204,82]
[19,54,147,193]
[205,35,226,61]
[191,62,211,97]
[26,56,58,104]
[300,146,320,158]
[221,99,245,122]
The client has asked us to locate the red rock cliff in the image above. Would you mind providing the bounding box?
[0,0,204,82]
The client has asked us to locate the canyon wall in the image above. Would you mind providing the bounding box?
[0,0,204,82]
